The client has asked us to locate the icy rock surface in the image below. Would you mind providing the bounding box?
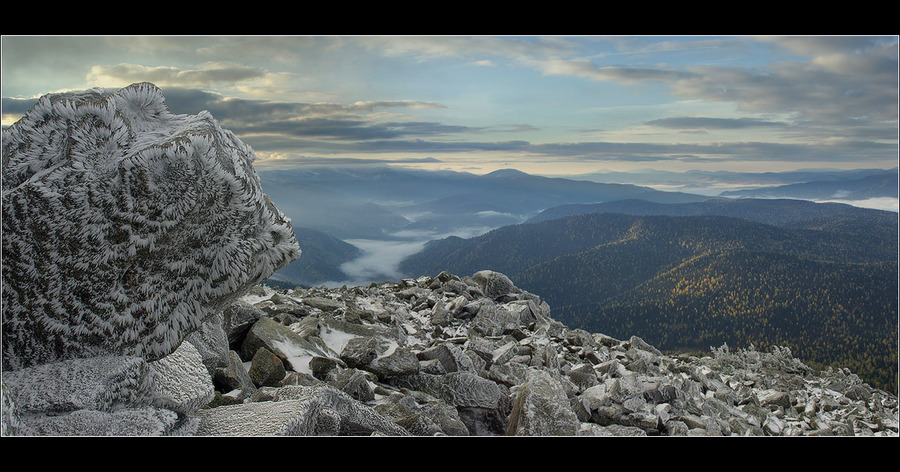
[1,83,300,370]
[194,384,409,436]
[1,355,155,414]
[0,339,217,435]
[147,341,215,415]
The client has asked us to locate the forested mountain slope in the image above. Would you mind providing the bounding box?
[400,205,898,391]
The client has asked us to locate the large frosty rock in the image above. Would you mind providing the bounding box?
[472,301,536,337]
[1,83,301,370]
[374,392,470,436]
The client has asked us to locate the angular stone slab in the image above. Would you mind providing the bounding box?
[507,368,580,436]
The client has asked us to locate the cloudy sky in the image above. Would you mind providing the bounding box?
[2,35,897,176]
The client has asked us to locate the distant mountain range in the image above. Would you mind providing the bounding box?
[258,166,707,241]
[563,167,899,197]
[719,170,898,201]
[261,165,708,287]
[399,198,898,391]
[263,166,898,288]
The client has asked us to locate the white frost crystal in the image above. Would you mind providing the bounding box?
[1,83,301,370]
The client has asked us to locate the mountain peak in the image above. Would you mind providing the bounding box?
[483,168,531,179]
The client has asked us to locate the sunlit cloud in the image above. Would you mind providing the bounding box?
[85,62,267,89]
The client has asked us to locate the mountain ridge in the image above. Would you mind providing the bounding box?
[720,170,899,200]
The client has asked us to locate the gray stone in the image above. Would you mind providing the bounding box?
[1,382,23,436]
[416,343,475,374]
[309,356,345,380]
[248,347,286,387]
[340,336,381,368]
[404,371,504,410]
[367,346,421,379]
[303,297,343,312]
[758,389,793,409]
[484,361,531,388]
[472,270,518,299]
[376,393,470,436]
[326,368,376,403]
[472,302,534,337]
[568,363,600,390]
[223,301,266,347]
[240,316,336,371]
[279,371,324,388]
[578,422,648,436]
[430,302,451,327]
[492,341,519,365]
[17,406,180,436]
[185,313,231,376]
[629,335,663,357]
[213,350,258,401]
[507,368,580,436]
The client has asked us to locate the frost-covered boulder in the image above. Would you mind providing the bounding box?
[1,355,155,414]
[1,82,301,370]
[148,341,215,415]
[18,405,182,436]
[193,384,409,436]
[374,392,470,436]
[0,354,187,436]
[1,382,23,436]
